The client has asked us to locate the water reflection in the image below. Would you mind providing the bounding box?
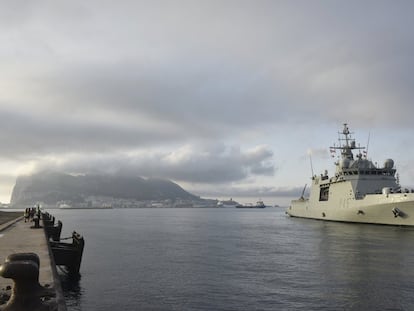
[318,222,414,310]
[59,270,83,311]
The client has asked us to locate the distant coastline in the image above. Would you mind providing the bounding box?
[58,206,113,210]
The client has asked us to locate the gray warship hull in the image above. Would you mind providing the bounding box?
[288,193,414,226]
[287,123,414,226]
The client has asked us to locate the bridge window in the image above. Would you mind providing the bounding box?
[319,186,330,201]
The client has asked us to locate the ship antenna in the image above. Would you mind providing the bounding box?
[308,150,314,177]
[300,184,307,199]
[365,131,371,158]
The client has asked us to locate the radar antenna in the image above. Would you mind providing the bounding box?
[300,184,307,200]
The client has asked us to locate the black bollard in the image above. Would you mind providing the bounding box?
[0,253,56,311]
[5,253,40,267]
[32,217,40,229]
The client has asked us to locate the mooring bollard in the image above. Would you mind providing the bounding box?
[0,253,56,311]
[30,216,41,229]
[5,253,40,267]
[44,220,63,242]
[50,231,85,276]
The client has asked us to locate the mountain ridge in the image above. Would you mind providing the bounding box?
[10,171,200,206]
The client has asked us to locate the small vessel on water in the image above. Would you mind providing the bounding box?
[217,198,240,208]
[255,200,266,208]
[236,200,266,208]
[287,123,414,226]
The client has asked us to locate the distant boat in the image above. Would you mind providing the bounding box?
[217,198,240,208]
[255,200,266,208]
[58,203,72,209]
[236,200,266,208]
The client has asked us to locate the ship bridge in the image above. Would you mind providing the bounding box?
[338,158,396,178]
[335,157,399,198]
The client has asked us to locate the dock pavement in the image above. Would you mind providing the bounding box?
[0,213,66,310]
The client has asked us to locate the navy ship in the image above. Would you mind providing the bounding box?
[287,124,414,226]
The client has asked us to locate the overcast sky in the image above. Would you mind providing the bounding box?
[1,1,414,205]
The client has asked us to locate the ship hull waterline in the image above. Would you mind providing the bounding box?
[287,194,414,226]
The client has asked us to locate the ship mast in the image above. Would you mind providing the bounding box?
[330,123,365,161]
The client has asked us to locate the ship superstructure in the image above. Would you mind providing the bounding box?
[287,124,414,225]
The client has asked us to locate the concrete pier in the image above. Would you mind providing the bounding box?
[0,215,67,310]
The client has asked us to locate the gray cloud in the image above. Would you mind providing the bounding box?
[3,1,414,128]
[0,106,185,157]
[29,143,275,184]
[1,1,414,201]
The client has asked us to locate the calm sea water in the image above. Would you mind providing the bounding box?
[48,208,414,311]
